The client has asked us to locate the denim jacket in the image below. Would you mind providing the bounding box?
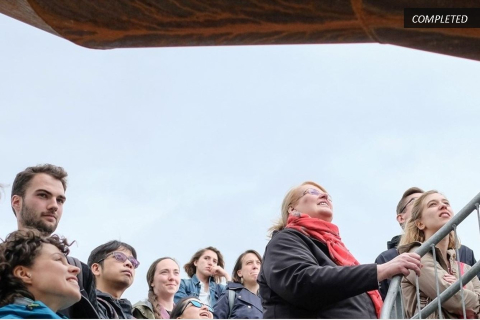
[174,274,226,308]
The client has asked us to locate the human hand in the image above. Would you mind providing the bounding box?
[443,274,456,284]
[377,252,422,282]
[211,266,231,281]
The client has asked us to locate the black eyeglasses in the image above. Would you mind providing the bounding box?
[180,300,214,315]
[96,251,140,269]
[399,197,417,214]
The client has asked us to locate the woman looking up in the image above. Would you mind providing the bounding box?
[399,190,480,318]
[0,230,81,319]
[258,181,422,318]
[214,250,263,319]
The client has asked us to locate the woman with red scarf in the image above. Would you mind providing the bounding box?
[257,181,422,319]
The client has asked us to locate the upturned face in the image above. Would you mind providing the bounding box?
[23,243,81,311]
[94,247,136,290]
[417,193,453,235]
[289,184,333,222]
[237,253,261,286]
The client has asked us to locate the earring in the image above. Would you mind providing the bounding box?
[240,276,244,284]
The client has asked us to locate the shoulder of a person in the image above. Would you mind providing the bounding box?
[397,241,421,254]
[376,248,398,262]
[225,282,243,291]
[459,244,474,255]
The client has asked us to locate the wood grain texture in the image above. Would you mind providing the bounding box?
[0,0,479,61]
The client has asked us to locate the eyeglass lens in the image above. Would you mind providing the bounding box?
[112,252,140,269]
[189,300,214,312]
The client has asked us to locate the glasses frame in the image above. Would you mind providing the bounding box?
[180,300,214,315]
[399,197,417,215]
[96,251,140,269]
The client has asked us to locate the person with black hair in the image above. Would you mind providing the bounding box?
[88,240,139,319]
[0,230,81,318]
[170,297,213,319]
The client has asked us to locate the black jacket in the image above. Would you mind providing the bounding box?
[258,228,378,319]
[375,235,478,300]
[214,282,263,319]
[58,259,100,319]
[96,290,134,319]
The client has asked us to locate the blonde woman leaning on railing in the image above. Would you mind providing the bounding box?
[398,190,480,319]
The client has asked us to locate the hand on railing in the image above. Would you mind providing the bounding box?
[377,252,422,282]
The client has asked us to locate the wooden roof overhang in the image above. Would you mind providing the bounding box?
[1,0,480,61]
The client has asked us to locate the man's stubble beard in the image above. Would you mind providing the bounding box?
[19,201,58,236]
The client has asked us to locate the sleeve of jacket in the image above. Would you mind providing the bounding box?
[174,279,189,304]
[213,289,230,319]
[375,251,392,301]
[405,251,479,313]
[81,262,100,313]
[262,229,379,311]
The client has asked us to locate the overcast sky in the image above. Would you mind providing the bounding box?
[1,13,480,304]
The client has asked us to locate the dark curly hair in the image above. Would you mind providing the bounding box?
[0,229,72,307]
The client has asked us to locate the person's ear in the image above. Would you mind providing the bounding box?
[237,269,243,278]
[91,263,102,277]
[396,214,405,225]
[13,266,33,285]
[193,260,198,267]
[11,195,22,217]
[416,220,425,231]
[288,206,297,215]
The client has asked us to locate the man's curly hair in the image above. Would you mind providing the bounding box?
[0,230,72,307]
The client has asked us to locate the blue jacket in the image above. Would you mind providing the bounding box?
[0,298,67,319]
[174,274,226,308]
[214,282,263,319]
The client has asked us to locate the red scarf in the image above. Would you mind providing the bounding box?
[286,213,383,318]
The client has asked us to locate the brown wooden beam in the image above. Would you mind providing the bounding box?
[1,0,479,61]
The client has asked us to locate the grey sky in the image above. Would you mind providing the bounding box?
[1,13,480,304]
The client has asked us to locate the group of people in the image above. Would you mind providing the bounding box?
[0,164,478,319]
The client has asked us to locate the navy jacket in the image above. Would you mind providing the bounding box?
[214,282,263,319]
[258,229,378,319]
[174,274,226,308]
[375,235,478,300]
[0,298,66,319]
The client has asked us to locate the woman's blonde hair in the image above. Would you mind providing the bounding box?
[399,190,458,249]
[268,181,327,237]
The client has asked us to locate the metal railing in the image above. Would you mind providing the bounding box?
[381,193,480,319]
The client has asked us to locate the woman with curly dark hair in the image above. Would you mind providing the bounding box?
[174,247,230,309]
[0,230,81,318]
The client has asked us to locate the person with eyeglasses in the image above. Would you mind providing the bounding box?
[375,187,477,300]
[170,297,213,319]
[88,240,140,319]
[257,181,423,319]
